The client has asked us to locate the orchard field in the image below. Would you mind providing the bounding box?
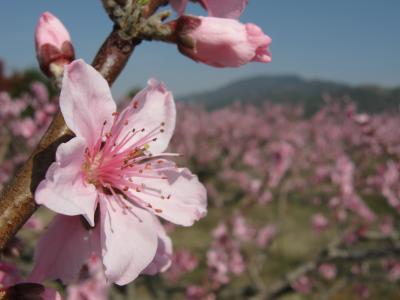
[1,71,400,299]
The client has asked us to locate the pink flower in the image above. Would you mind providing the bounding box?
[318,263,337,280]
[170,0,248,19]
[66,255,109,300]
[176,16,271,68]
[291,275,312,294]
[186,285,216,300]
[35,12,75,75]
[256,225,276,248]
[31,59,207,285]
[23,215,44,231]
[200,0,248,19]
[311,213,329,232]
[165,250,199,282]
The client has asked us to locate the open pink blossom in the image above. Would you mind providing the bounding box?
[176,16,271,68]
[170,0,248,19]
[31,59,207,285]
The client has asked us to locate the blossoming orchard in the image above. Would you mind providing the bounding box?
[0,1,399,299]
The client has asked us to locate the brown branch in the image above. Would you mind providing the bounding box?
[0,0,167,251]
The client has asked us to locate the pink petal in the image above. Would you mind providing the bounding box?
[202,0,248,19]
[128,162,207,226]
[170,0,188,15]
[60,59,116,149]
[42,287,64,300]
[142,217,173,275]
[29,215,101,284]
[35,137,98,226]
[116,79,176,155]
[99,196,158,285]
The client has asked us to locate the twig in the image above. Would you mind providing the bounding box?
[0,0,166,251]
[262,241,400,300]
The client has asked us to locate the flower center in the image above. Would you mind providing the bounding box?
[82,150,104,186]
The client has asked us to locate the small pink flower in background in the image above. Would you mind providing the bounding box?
[311,213,329,232]
[170,0,248,19]
[31,59,207,285]
[355,284,370,299]
[23,215,44,231]
[176,16,271,68]
[256,225,276,248]
[258,190,273,205]
[67,255,109,300]
[31,82,49,104]
[291,275,312,294]
[232,214,254,242]
[186,285,216,300]
[10,118,36,139]
[380,215,394,236]
[165,250,199,282]
[388,262,400,282]
[318,263,337,280]
[35,12,75,75]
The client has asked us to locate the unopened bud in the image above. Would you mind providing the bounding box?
[35,12,75,77]
[176,16,271,68]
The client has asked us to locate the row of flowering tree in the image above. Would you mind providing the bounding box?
[3,75,400,299]
[0,0,275,299]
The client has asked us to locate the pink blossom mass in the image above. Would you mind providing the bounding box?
[30,59,207,285]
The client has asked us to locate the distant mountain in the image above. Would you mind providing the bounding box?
[178,75,400,114]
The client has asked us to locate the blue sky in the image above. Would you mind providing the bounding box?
[1,1,399,98]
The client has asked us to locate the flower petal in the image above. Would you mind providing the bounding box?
[142,217,172,275]
[99,196,158,285]
[115,79,176,155]
[170,0,188,15]
[35,137,98,226]
[128,161,207,226]
[60,59,116,148]
[29,215,101,284]
[203,0,248,19]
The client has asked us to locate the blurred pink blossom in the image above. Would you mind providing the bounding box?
[291,275,312,294]
[256,225,276,248]
[318,263,337,280]
[311,213,329,232]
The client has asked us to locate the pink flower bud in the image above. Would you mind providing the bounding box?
[170,0,248,19]
[176,16,271,68]
[35,12,75,76]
